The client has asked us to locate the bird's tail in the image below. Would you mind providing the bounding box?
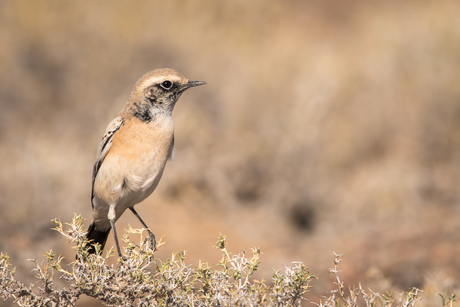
[85,222,111,254]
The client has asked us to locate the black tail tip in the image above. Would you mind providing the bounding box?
[83,222,111,255]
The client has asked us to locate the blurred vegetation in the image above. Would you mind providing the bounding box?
[1,0,460,306]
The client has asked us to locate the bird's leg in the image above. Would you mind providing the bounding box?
[108,205,123,258]
[129,207,157,251]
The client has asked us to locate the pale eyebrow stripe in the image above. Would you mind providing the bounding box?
[140,75,184,89]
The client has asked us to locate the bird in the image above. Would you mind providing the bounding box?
[84,68,206,257]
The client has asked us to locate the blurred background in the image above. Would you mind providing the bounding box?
[1,1,460,306]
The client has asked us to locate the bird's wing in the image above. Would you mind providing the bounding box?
[91,116,125,206]
[168,135,175,160]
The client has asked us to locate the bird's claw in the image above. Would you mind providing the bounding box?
[146,230,157,252]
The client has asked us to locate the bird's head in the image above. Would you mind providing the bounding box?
[129,68,206,118]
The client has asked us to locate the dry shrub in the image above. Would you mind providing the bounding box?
[1,215,444,307]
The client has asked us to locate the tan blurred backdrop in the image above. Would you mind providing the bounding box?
[1,1,460,306]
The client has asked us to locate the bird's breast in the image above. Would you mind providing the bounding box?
[94,115,174,205]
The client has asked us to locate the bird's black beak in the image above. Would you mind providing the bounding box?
[185,80,207,88]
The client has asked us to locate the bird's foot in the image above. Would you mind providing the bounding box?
[146,230,157,252]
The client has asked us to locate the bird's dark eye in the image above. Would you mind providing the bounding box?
[160,80,173,90]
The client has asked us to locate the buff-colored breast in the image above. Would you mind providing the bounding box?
[92,114,174,229]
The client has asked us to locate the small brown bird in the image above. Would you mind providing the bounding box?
[85,68,206,257]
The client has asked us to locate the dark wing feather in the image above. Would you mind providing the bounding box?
[168,135,175,160]
[91,117,125,207]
